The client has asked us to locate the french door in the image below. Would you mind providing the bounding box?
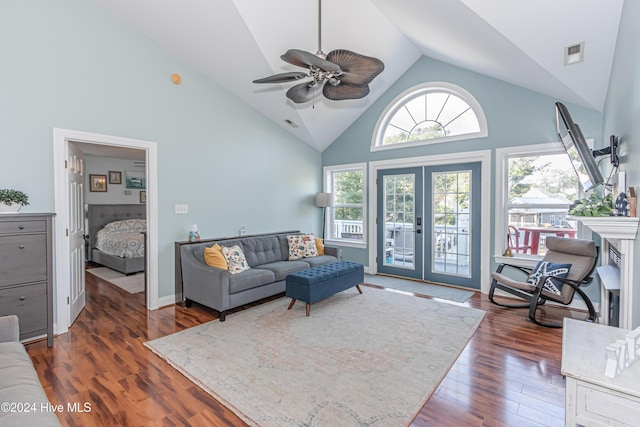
[376,162,481,289]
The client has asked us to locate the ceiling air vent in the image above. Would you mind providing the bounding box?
[284,119,299,128]
[564,42,585,65]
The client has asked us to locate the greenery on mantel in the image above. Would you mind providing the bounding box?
[568,193,612,217]
[0,189,30,206]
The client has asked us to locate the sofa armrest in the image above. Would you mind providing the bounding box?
[180,249,231,311]
[324,245,341,260]
[0,315,19,343]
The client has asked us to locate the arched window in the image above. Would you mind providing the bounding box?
[372,82,488,151]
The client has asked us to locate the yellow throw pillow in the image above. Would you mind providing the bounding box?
[204,244,228,269]
[315,237,325,256]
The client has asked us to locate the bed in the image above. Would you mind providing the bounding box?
[87,204,146,275]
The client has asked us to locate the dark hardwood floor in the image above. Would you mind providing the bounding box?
[25,270,587,426]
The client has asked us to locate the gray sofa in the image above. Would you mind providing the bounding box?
[0,315,61,426]
[180,232,340,320]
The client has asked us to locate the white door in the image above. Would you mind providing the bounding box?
[68,143,86,324]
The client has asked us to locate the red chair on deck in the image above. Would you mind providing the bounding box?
[508,225,532,254]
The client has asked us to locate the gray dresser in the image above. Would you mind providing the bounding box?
[0,213,54,346]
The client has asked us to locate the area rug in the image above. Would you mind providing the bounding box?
[145,287,485,426]
[86,267,144,294]
[364,273,475,303]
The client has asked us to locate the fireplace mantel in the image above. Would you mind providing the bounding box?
[567,216,639,240]
[568,215,639,328]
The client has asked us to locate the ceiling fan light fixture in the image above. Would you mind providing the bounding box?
[252,0,384,104]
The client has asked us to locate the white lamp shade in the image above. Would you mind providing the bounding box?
[315,192,334,208]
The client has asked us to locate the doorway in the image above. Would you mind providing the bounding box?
[53,128,159,337]
[376,162,481,289]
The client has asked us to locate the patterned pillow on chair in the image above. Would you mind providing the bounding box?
[526,261,571,295]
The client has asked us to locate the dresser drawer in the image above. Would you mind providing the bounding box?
[0,283,47,336]
[0,220,46,235]
[0,234,47,286]
[576,382,640,426]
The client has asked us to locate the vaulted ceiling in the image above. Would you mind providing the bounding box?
[94,0,624,152]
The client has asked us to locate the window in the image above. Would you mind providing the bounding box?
[497,143,580,258]
[324,164,366,245]
[372,82,487,151]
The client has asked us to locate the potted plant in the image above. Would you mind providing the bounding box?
[569,193,613,217]
[0,189,30,213]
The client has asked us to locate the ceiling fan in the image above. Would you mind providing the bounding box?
[252,0,384,104]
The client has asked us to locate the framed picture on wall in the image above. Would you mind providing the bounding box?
[109,171,122,184]
[140,191,147,203]
[126,171,146,189]
[89,174,107,192]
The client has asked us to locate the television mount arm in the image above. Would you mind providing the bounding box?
[591,135,619,167]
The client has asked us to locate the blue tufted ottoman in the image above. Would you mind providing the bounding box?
[286,261,364,316]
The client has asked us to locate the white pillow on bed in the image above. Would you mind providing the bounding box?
[103,219,146,233]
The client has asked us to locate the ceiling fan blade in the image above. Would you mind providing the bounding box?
[252,72,308,84]
[323,83,370,101]
[326,49,384,86]
[281,49,342,73]
[286,81,323,103]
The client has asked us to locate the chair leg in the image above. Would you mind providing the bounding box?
[488,279,535,309]
[528,286,598,328]
[573,287,598,323]
[528,299,562,328]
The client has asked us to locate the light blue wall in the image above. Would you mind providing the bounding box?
[0,0,322,300]
[603,0,640,326]
[324,56,603,280]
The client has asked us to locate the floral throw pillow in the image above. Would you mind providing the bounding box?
[287,234,318,260]
[221,245,250,274]
[526,261,571,295]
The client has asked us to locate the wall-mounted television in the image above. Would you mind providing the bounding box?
[555,102,604,192]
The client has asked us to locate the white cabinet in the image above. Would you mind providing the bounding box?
[562,319,640,426]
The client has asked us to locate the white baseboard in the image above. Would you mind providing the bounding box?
[157,294,177,309]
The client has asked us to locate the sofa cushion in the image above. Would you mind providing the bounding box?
[242,236,283,267]
[0,342,61,427]
[254,260,310,281]
[303,255,338,268]
[228,269,275,294]
[222,245,251,275]
[203,244,228,269]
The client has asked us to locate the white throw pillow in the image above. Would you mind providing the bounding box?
[287,234,318,260]
[221,245,250,274]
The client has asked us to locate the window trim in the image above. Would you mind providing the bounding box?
[494,142,575,265]
[371,81,488,152]
[323,162,367,248]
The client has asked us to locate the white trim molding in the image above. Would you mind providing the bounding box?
[53,128,159,337]
[368,149,492,293]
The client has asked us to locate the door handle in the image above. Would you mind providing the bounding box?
[416,229,422,234]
